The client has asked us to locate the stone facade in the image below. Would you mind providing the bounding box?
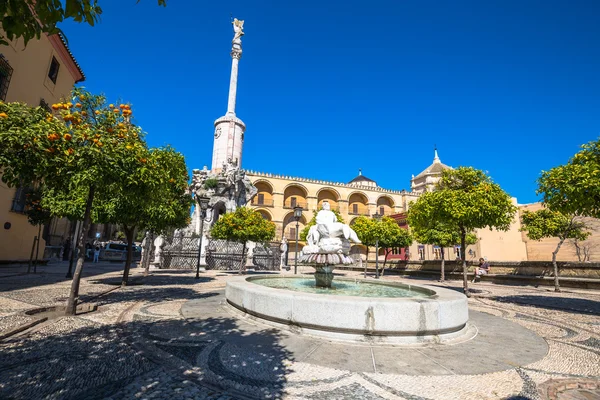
[246,170,419,247]
[0,30,84,262]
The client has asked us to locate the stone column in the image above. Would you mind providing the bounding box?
[227,48,241,115]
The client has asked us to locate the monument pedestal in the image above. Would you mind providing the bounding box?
[314,265,335,288]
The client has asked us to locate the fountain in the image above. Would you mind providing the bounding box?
[226,202,470,344]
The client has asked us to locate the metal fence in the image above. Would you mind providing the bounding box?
[252,242,281,271]
[161,236,200,270]
[160,236,283,271]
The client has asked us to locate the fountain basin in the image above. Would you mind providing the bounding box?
[225,276,469,344]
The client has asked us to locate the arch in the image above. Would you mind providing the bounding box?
[254,180,274,193]
[348,191,369,216]
[253,181,275,207]
[283,182,308,197]
[349,217,359,226]
[282,211,307,241]
[316,186,341,199]
[348,191,369,204]
[284,184,308,209]
[256,209,272,221]
[317,188,340,211]
[376,195,395,216]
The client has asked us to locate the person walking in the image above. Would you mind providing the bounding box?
[93,246,101,263]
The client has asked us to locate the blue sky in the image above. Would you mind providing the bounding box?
[61,0,600,203]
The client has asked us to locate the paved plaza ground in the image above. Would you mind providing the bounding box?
[0,262,599,400]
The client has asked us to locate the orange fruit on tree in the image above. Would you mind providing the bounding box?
[109,104,114,108]
[64,133,72,141]
[51,104,60,110]
[0,112,7,118]
[81,111,87,116]
[113,109,120,113]
[97,142,103,147]
[95,110,100,115]
[75,103,82,108]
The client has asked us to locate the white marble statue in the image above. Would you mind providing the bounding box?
[306,202,361,248]
[232,18,244,43]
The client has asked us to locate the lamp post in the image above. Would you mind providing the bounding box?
[373,212,382,279]
[195,196,210,279]
[293,205,303,275]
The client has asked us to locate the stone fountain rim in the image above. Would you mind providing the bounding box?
[234,275,463,302]
[225,275,469,342]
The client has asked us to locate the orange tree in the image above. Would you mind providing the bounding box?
[95,146,192,286]
[210,207,276,273]
[0,88,147,314]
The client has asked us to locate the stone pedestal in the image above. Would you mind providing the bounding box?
[314,265,335,288]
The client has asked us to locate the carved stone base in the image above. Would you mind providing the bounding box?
[314,265,335,288]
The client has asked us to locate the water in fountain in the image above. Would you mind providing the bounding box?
[251,276,431,298]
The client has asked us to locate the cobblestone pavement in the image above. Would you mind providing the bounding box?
[0,266,598,399]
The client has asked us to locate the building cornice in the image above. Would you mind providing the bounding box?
[48,33,85,83]
[246,170,421,197]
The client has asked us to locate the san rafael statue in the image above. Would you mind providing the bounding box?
[300,202,362,287]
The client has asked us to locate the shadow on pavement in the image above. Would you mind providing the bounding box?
[0,310,293,399]
[491,295,600,316]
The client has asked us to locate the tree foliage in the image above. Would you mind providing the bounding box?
[408,167,516,294]
[538,138,600,219]
[0,88,156,314]
[211,207,276,245]
[520,208,590,291]
[0,0,166,46]
[351,216,413,275]
[95,145,192,285]
[299,209,344,241]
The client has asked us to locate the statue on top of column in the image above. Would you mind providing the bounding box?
[232,18,244,43]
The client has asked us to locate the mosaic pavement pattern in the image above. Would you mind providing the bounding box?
[0,267,598,399]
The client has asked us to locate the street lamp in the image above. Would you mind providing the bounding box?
[195,196,210,279]
[293,205,303,275]
[373,212,382,279]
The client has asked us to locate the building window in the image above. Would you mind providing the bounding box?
[290,197,297,208]
[352,204,358,214]
[289,227,296,238]
[379,206,385,216]
[10,187,29,213]
[48,57,60,84]
[0,54,13,101]
[257,193,264,205]
[39,99,51,113]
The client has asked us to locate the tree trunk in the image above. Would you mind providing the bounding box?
[364,247,369,278]
[461,227,470,297]
[440,247,445,282]
[381,250,390,277]
[144,231,154,277]
[65,185,95,315]
[552,239,564,292]
[121,226,135,287]
[239,242,247,274]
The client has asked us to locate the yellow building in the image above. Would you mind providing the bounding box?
[0,30,84,262]
[520,202,600,262]
[247,150,531,263]
[246,169,419,246]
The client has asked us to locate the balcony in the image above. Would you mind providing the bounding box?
[283,200,308,210]
[251,198,274,207]
[348,205,370,216]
